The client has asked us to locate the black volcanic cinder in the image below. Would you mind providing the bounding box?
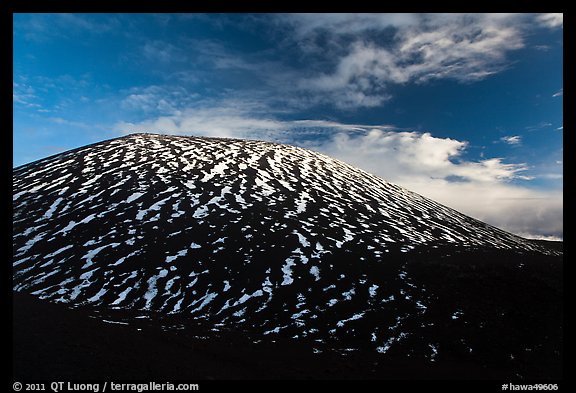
[13,133,562,378]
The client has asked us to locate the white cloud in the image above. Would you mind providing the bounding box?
[536,13,563,29]
[552,88,563,97]
[313,130,531,184]
[130,14,536,111]
[114,97,399,140]
[311,129,560,238]
[284,14,529,108]
[115,101,286,140]
[500,135,522,145]
[406,179,563,240]
[114,110,561,239]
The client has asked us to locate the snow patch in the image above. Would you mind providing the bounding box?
[126,192,144,204]
[309,265,320,281]
[44,197,63,218]
[281,257,296,286]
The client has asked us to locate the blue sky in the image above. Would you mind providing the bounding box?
[13,13,563,239]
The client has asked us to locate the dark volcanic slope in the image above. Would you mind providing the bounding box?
[13,133,561,370]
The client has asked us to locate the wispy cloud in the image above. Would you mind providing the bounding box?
[540,173,563,180]
[48,117,91,129]
[536,13,563,29]
[16,13,560,114]
[500,135,522,145]
[114,98,390,142]
[142,40,187,64]
[15,13,121,42]
[120,85,200,116]
[552,88,563,97]
[283,13,527,109]
[120,14,556,111]
[525,121,553,131]
[183,38,262,71]
[13,82,41,109]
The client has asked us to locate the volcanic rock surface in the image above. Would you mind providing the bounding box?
[13,133,562,378]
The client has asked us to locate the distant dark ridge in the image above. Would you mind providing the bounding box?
[530,239,563,252]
